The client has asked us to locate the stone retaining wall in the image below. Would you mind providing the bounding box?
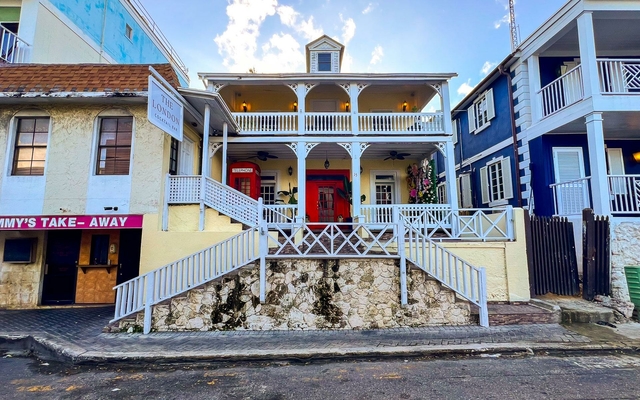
[610,221,640,303]
[124,259,471,332]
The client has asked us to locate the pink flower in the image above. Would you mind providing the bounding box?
[410,189,417,198]
[423,179,430,186]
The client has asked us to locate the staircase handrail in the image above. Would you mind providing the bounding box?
[202,176,260,226]
[401,216,489,326]
[111,226,260,331]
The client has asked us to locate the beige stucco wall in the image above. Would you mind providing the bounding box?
[31,4,103,64]
[0,231,45,308]
[442,208,531,302]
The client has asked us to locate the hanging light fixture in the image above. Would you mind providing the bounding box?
[345,101,350,112]
[324,151,330,169]
[288,166,293,176]
[293,102,298,112]
[242,101,247,112]
[402,100,408,112]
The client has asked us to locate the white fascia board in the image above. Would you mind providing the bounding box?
[460,137,514,168]
[198,72,457,84]
[518,99,594,142]
[223,136,453,144]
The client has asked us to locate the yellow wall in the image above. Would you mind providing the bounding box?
[0,231,46,308]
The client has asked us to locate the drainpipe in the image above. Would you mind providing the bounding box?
[499,63,523,207]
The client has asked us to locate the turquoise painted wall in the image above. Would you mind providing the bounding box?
[48,0,187,86]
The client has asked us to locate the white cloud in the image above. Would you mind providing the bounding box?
[369,45,384,65]
[457,79,474,96]
[481,61,497,75]
[259,33,305,72]
[362,2,376,14]
[277,5,323,40]
[494,0,514,29]
[341,15,356,45]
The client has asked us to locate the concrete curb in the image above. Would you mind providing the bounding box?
[2,334,638,366]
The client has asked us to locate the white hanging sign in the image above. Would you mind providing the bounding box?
[148,75,183,141]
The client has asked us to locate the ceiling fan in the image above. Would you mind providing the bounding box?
[384,150,411,161]
[255,151,279,161]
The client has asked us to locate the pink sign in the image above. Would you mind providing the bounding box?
[0,215,144,230]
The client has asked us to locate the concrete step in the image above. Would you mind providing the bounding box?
[471,302,561,325]
[534,295,618,324]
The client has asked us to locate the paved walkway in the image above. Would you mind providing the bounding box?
[0,306,638,365]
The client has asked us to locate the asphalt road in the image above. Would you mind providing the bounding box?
[3,353,640,399]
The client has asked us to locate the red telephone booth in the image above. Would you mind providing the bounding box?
[229,162,261,200]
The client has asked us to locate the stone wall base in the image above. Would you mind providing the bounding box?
[611,221,640,303]
[120,259,472,332]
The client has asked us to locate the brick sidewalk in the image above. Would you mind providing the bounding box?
[0,306,596,361]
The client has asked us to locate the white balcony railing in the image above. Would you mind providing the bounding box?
[1,24,29,64]
[538,65,584,118]
[550,176,591,216]
[609,175,640,214]
[598,59,640,94]
[233,112,298,134]
[304,112,351,133]
[358,112,444,134]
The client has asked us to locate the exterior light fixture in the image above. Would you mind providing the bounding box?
[634,152,640,162]
[293,102,298,112]
[324,151,330,169]
[288,166,293,176]
[360,166,363,174]
[402,100,408,112]
[242,101,247,112]
[345,101,350,112]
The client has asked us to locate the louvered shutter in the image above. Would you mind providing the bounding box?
[607,148,626,195]
[480,166,489,204]
[467,107,476,133]
[501,157,514,200]
[485,88,495,120]
[460,174,473,208]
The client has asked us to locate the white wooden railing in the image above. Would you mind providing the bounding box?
[598,59,640,94]
[402,217,488,327]
[1,24,29,64]
[264,204,297,224]
[111,227,260,333]
[358,112,444,133]
[609,175,640,214]
[233,112,298,133]
[550,176,591,216]
[538,65,584,118]
[304,112,351,133]
[361,205,513,241]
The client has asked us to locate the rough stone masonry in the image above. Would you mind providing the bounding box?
[124,259,472,332]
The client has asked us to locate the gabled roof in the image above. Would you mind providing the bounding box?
[305,35,345,73]
[0,63,180,93]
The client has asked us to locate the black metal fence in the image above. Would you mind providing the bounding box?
[525,211,580,296]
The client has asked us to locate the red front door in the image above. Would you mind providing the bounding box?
[306,173,350,224]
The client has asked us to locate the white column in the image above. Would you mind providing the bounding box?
[221,122,228,186]
[585,112,610,215]
[296,142,306,223]
[351,148,362,221]
[350,83,360,135]
[444,141,459,211]
[440,81,452,134]
[577,12,600,99]
[296,83,306,135]
[527,56,542,122]
[201,104,211,177]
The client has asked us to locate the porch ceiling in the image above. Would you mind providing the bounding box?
[550,111,640,138]
[540,12,640,56]
[224,142,439,163]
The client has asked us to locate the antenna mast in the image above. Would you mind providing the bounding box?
[509,0,519,51]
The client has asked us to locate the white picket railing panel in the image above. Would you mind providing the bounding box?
[0,24,29,64]
[233,112,298,133]
[538,65,584,118]
[358,112,445,134]
[598,59,640,94]
[203,177,260,226]
[550,177,591,216]
[167,175,201,203]
[304,112,351,133]
[112,227,259,323]
[609,175,640,214]
[264,204,297,224]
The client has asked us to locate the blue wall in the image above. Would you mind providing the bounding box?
[48,0,187,86]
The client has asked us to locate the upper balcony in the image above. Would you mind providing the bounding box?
[1,24,29,64]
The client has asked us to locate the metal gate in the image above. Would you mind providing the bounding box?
[582,209,611,301]
[525,211,580,296]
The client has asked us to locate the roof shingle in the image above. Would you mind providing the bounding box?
[0,63,180,93]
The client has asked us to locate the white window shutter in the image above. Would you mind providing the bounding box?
[486,88,495,121]
[467,107,476,133]
[460,174,473,208]
[501,157,514,200]
[606,148,625,175]
[452,119,458,144]
[480,166,489,204]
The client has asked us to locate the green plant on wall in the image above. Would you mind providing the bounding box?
[337,176,366,204]
[276,183,298,205]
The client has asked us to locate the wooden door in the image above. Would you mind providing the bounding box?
[42,230,82,305]
[306,180,349,225]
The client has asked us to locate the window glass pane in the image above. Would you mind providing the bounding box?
[16,147,33,161]
[117,118,133,133]
[318,53,331,71]
[100,131,116,146]
[32,147,47,161]
[101,118,118,132]
[13,161,31,175]
[18,119,35,133]
[33,132,48,145]
[116,130,132,146]
[17,131,34,146]
[30,161,45,175]
[34,118,49,133]
[113,159,130,175]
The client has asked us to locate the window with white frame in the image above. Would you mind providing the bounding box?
[12,117,50,176]
[452,118,458,144]
[479,157,513,206]
[467,88,495,134]
[437,182,447,204]
[96,117,133,175]
[260,173,277,205]
[318,53,332,72]
[458,173,473,208]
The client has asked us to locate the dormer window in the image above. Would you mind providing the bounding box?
[318,53,332,72]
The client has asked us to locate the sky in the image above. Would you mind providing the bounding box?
[139,0,568,106]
